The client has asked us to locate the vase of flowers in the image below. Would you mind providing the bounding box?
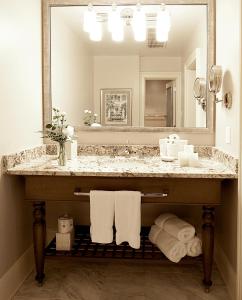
[43,108,74,166]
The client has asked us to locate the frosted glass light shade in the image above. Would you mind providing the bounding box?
[83,5,96,33]
[156,5,171,42]
[108,6,124,42]
[89,21,102,41]
[156,6,171,32]
[132,5,146,42]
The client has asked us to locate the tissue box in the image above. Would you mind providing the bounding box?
[56,229,74,251]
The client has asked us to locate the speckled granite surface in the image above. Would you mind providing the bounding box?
[5,154,237,179]
[2,145,46,171]
[3,144,238,179]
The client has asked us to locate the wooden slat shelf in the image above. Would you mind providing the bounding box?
[45,226,202,263]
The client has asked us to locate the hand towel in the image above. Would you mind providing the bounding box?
[156,230,187,263]
[186,236,202,257]
[115,191,141,249]
[163,217,195,243]
[90,190,115,244]
[148,225,162,244]
[155,213,177,229]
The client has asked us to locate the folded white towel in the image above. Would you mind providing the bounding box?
[164,217,195,243]
[148,225,162,244]
[115,191,141,249]
[155,213,177,228]
[155,213,195,243]
[186,236,202,257]
[90,190,115,244]
[156,230,187,263]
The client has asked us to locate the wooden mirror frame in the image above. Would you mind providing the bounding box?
[42,0,215,134]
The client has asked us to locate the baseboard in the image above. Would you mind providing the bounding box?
[215,240,236,300]
[0,245,34,300]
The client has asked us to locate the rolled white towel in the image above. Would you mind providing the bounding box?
[163,217,195,243]
[186,236,202,257]
[148,225,162,244]
[155,213,177,229]
[156,230,187,263]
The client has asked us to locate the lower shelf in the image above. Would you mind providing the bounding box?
[45,226,202,263]
[46,226,165,260]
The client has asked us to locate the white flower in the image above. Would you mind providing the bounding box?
[61,111,66,116]
[94,113,98,117]
[88,110,92,114]
[62,125,74,137]
[84,109,89,113]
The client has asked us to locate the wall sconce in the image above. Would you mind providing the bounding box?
[193,77,206,111]
[209,65,232,109]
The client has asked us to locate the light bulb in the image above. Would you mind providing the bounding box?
[83,4,96,33]
[132,4,146,42]
[89,21,102,41]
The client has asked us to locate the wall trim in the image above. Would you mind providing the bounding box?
[0,245,34,300]
[215,240,236,300]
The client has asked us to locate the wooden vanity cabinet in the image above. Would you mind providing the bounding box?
[26,175,224,292]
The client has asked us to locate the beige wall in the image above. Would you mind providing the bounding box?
[214,0,241,298]
[140,57,182,73]
[0,0,42,281]
[93,56,140,126]
[51,9,93,125]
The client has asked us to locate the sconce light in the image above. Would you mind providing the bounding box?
[209,65,232,109]
[193,77,207,111]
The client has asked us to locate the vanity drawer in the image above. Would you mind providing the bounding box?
[25,176,222,205]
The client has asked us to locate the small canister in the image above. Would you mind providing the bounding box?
[58,214,73,234]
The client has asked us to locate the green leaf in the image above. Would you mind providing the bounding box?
[46,124,52,129]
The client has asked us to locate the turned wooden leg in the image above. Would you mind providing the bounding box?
[202,206,215,292]
[33,201,46,285]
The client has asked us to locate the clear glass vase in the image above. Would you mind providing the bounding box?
[58,142,66,166]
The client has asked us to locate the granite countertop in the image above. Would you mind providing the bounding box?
[5,154,237,179]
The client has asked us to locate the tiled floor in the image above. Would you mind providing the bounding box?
[13,258,230,300]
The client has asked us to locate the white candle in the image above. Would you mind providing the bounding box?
[178,151,189,167]
[188,153,200,167]
[184,145,194,154]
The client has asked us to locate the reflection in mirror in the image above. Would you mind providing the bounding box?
[50,4,207,128]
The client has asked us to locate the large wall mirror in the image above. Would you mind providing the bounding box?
[42,0,215,132]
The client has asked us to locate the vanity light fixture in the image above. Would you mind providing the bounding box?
[209,65,232,109]
[132,4,146,42]
[156,4,171,42]
[83,3,171,43]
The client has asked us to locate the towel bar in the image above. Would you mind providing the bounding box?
[73,189,168,198]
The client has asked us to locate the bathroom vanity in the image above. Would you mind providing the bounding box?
[5,148,237,292]
[6,0,234,293]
